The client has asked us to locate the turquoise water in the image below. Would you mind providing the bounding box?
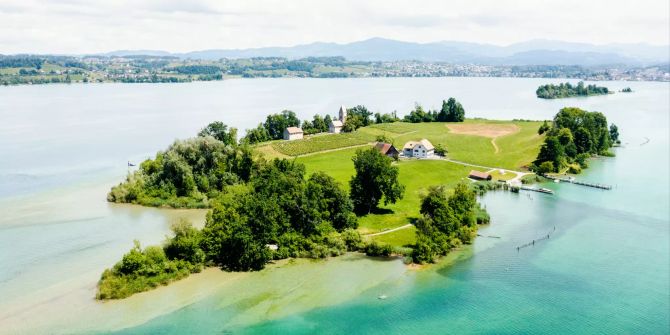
[0,78,667,334]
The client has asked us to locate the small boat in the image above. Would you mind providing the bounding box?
[538,188,554,194]
[553,179,560,183]
[378,294,388,300]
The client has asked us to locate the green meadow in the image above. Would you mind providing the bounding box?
[271,120,545,247]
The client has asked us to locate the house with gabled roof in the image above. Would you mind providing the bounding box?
[374,142,399,158]
[402,139,434,158]
[283,127,304,140]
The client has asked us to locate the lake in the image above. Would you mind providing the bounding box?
[0,78,667,334]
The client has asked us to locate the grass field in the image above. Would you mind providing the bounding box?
[267,119,545,248]
[488,169,516,181]
[271,127,386,156]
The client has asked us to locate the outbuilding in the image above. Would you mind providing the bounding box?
[283,127,304,140]
[374,142,399,158]
[468,170,492,181]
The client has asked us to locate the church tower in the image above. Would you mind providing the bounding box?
[338,105,347,122]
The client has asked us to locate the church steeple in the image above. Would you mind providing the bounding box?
[339,105,347,122]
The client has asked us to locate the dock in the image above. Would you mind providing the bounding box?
[520,186,554,194]
[542,175,612,190]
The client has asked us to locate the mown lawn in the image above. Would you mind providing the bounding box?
[368,120,544,171]
[298,149,480,244]
[369,226,417,247]
[271,119,544,247]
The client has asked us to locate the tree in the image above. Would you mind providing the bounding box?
[312,114,328,132]
[413,183,479,263]
[437,100,449,122]
[198,121,238,146]
[164,219,205,265]
[557,128,573,146]
[242,124,271,144]
[347,105,373,127]
[349,148,405,214]
[263,110,300,140]
[306,172,357,231]
[573,127,593,154]
[609,123,620,144]
[533,136,564,172]
[537,161,555,174]
[445,98,465,122]
[403,103,432,123]
[538,121,551,135]
[342,115,364,132]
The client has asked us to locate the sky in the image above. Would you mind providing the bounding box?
[0,0,668,54]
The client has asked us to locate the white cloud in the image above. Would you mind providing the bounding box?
[0,0,667,54]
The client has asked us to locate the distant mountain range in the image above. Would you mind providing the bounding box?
[101,38,669,66]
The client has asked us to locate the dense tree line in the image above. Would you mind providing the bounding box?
[108,123,253,208]
[403,98,465,123]
[99,152,409,298]
[413,183,484,263]
[532,107,618,174]
[171,65,223,75]
[536,81,609,99]
[342,105,374,132]
[301,114,331,135]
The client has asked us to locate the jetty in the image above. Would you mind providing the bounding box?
[542,175,612,190]
[520,186,554,194]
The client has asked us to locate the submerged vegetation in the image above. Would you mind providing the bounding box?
[536,81,610,99]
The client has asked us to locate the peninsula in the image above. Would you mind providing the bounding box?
[100,101,617,299]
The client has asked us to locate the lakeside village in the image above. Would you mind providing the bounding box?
[99,99,618,300]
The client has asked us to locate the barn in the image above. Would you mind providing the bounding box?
[468,170,492,181]
[374,142,399,158]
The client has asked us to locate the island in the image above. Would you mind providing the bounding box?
[536,81,610,99]
[99,101,618,300]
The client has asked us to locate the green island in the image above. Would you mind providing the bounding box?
[536,81,610,99]
[100,101,618,300]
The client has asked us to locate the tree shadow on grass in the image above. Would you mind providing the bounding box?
[369,207,394,215]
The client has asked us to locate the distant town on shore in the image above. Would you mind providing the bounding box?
[1,54,667,86]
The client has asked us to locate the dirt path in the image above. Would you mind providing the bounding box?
[491,138,500,154]
[442,158,531,183]
[365,224,413,237]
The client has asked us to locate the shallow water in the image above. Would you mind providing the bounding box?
[0,78,667,334]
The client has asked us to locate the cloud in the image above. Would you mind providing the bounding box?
[0,0,667,54]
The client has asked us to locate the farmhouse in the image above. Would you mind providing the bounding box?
[283,127,304,141]
[402,139,434,158]
[468,170,492,181]
[329,105,348,133]
[374,142,399,158]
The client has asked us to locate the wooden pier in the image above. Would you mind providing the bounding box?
[542,175,612,190]
[520,186,554,194]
